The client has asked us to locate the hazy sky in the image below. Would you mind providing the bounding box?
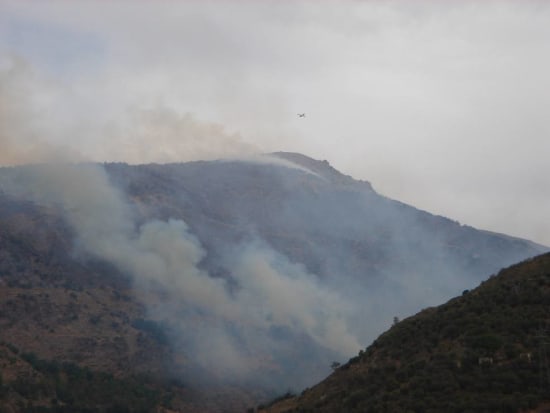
[1,0,549,245]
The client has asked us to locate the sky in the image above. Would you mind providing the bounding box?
[1,0,549,246]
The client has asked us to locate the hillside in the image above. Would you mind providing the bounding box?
[0,197,264,412]
[261,252,550,413]
[0,153,547,411]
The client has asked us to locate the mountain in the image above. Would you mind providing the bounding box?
[260,252,550,413]
[0,153,547,412]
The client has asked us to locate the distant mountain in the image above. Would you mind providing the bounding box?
[261,252,550,413]
[0,153,547,412]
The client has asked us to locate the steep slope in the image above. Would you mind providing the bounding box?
[0,197,263,412]
[262,252,550,413]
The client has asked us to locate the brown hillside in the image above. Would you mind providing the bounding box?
[0,198,263,412]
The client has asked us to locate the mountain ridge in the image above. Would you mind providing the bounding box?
[268,152,374,190]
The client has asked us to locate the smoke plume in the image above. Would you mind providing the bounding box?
[0,54,359,390]
[0,56,259,167]
[1,161,358,390]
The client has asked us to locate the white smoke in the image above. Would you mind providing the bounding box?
[97,108,259,164]
[0,56,259,167]
[231,244,359,356]
[0,57,79,165]
[1,161,359,388]
[0,54,360,390]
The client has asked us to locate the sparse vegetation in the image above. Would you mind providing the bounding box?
[2,352,163,412]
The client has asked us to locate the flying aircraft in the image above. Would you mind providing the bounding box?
[297,113,306,118]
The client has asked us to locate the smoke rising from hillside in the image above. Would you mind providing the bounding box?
[5,155,543,394]
[0,54,356,389]
[99,108,259,164]
[1,162,358,389]
[1,0,549,391]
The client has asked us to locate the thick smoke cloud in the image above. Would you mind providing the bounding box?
[1,162,357,390]
[231,243,359,356]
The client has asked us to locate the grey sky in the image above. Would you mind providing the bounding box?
[1,0,549,245]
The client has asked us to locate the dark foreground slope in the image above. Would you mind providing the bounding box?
[262,252,550,413]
